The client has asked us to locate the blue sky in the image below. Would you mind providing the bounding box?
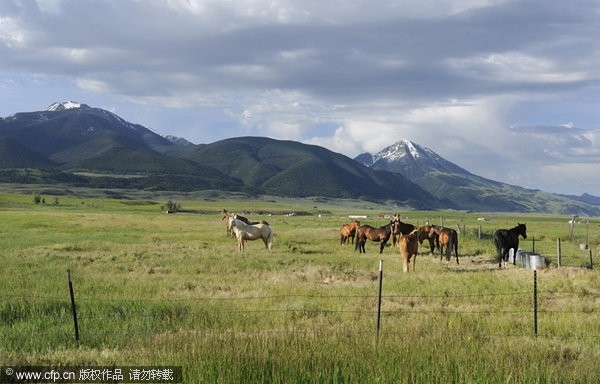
[1,0,599,195]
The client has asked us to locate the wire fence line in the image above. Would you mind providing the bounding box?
[2,287,600,343]
[2,289,598,315]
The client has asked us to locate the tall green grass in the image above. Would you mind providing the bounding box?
[1,192,599,382]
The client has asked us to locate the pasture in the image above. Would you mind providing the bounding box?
[1,191,600,383]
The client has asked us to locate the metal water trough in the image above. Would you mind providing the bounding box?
[516,250,547,270]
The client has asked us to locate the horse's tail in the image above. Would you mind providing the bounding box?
[267,226,274,250]
[492,231,501,260]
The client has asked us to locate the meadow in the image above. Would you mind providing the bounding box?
[1,190,599,383]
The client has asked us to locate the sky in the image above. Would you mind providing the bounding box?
[1,0,599,196]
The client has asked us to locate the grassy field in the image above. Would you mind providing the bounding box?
[1,190,599,383]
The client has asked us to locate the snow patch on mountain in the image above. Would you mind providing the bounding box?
[355,139,470,179]
[46,101,83,111]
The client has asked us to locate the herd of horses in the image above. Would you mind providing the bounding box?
[221,209,273,252]
[343,215,460,272]
[221,209,527,271]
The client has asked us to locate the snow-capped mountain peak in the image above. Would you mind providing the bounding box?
[355,139,470,179]
[45,101,85,111]
[374,139,425,162]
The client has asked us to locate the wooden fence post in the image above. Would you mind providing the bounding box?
[478,224,482,240]
[589,249,594,270]
[67,269,80,346]
[557,238,562,268]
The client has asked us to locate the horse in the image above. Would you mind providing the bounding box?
[233,213,270,226]
[397,229,419,273]
[355,221,393,254]
[221,209,234,237]
[415,225,438,255]
[429,225,459,264]
[493,223,527,268]
[391,217,416,246]
[229,218,274,252]
[340,220,360,245]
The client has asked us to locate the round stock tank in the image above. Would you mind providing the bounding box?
[517,250,546,269]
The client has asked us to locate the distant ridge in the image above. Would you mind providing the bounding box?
[165,135,195,146]
[0,102,599,215]
[356,139,600,216]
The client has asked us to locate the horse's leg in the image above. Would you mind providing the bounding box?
[454,239,459,264]
[502,248,509,267]
[403,254,408,273]
[412,253,417,271]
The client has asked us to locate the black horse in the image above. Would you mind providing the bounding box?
[493,223,527,268]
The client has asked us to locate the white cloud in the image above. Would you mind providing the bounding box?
[1,0,600,194]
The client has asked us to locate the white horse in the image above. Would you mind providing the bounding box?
[229,218,274,252]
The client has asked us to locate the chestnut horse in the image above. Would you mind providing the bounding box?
[429,225,459,264]
[355,221,393,254]
[415,225,438,254]
[397,229,419,272]
[493,223,527,268]
[391,216,416,246]
[340,220,360,245]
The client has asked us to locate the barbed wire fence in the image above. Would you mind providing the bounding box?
[2,266,599,348]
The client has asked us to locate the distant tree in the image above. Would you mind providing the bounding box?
[165,200,181,213]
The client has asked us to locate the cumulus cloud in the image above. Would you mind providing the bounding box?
[0,0,599,194]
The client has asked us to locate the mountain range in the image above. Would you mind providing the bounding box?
[355,141,600,215]
[1,102,598,215]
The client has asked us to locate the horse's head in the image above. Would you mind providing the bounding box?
[518,223,527,239]
[221,209,230,220]
[390,219,400,234]
[428,225,439,237]
[415,227,428,243]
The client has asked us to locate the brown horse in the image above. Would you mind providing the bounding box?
[415,225,438,254]
[355,221,393,254]
[429,225,459,264]
[397,229,419,272]
[391,215,416,246]
[340,220,360,245]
